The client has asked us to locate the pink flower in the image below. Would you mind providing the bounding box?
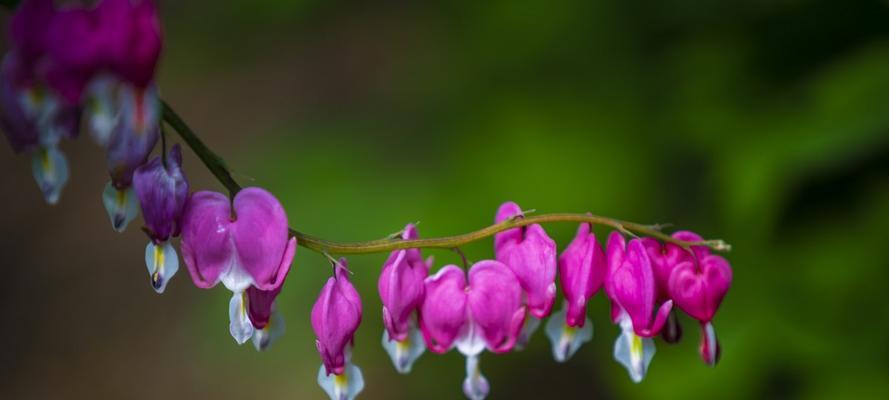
[312,259,362,376]
[180,187,296,344]
[544,221,606,362]
[605,232,673,383]
[378,223,431,373]
[668,244,732,366]
[493,201,556,347]
[419,261,525,400]
[312,259,365,400]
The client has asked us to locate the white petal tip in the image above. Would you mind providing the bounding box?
[102,183,139,233]
[382,326,425,374]
[318,363,364,400]
[31,147,68,205]
[545,308,593,363]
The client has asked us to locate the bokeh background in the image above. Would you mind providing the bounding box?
[3,0,889,399]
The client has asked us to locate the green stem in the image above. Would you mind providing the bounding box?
[160,100,731,256]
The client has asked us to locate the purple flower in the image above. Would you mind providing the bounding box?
[605,232,673,383]
[544,222,606,362]
[133,144,188,293]
[312,259,364,400]
[1,1,79,205]
[377,223,431,373]
[181,187,297,344]
[134,144,188,242]
[493,201,557,347]
[668,245,732,366]
[419,261,525,400]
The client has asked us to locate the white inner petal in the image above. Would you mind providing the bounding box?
[545,306,593,363]
[31,147,68,205]
[228,291,254,345]
[381,322,426,374]
[317,362,364,400]
[462,355,490,400]
[144,241,179,294]
[613,316,656,383]
[102,182,139,233]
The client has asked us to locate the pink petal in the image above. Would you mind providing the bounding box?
[419,266,468,354]
[467,260,526,353]
[231,187,292,290]
[180,191,234,289]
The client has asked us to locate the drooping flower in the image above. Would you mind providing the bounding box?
[0,0,79,204]
[493,201,557,347]
[545,221,606,362]
[419,261,526,400]
[313,259,364,400]
[668,239,732,366]
[133,144,188,293]
[58,0,165,232]
[180,187,297,344]
[605,232,673,383]
[378,223,431,373]
[640,231,707,343]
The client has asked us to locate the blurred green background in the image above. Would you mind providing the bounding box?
[3,0,889,399]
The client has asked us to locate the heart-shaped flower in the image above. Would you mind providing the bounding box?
[181,187,296,344]
[493,201,557,349]
[669,252,732,366]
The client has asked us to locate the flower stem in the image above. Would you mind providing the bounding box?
[160,100,731,256]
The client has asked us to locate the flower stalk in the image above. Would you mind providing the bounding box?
[160,100,731,257]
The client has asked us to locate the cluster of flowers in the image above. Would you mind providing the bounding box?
[0,2,734,399]
[306,202,732,399]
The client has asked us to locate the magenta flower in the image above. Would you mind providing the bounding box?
[1,0,79,205]
[641,231,706,343]
[668,243,732,366]
[420,261,525,400]
[133,144,188,293]
[493,201,557,346]
[545,222,606,362]
[378,223,431,373]
[605,232,673,383]
[181,187,297,344]
[312,259,364,400]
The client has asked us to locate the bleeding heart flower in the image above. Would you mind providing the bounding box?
[605,232,673,383]
[640,230,705,344]
[181,187,296,344]
[669,251,732,366]
[494,201,557,347]
[313,259,364,400]
[420,261,525,400]
[545,221,606,362]
[133,144,188,293]
[378,223,431,373]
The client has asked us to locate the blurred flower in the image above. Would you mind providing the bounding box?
[181,187,297,344]
[378,223,431,373]
[605,232,673,383]
[313,259,364,400]
[133,144,188,293]
[420,261,525,400]
[545,221,606,362]
[668,238,732,366]
[1,0,80,204]
[493,201,557,347]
